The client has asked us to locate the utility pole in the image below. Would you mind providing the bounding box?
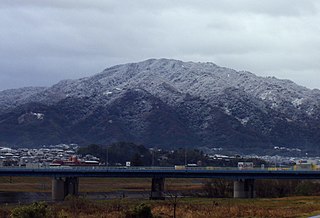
[184,148,187,166]
[152,149,155,167]
[106,146,109,167]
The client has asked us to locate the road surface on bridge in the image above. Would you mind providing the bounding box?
[0,166,319,180]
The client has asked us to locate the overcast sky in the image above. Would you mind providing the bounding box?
[1,0,320,91]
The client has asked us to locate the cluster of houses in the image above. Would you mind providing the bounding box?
[0,144,100,167]
[1,143,319,170]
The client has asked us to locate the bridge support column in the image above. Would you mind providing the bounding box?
[52,177,79,201]
[150,177,165,200]
[52,177,65,201]
[233,179,255,198]
[65,177,79,196]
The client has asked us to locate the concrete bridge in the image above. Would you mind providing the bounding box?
[1,166,319,201]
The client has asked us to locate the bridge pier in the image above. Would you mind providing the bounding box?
[233,179,255,198]
[52,177,65,201]
[52,177,79,201]
[65,177,79,196]
[150,177,165,200]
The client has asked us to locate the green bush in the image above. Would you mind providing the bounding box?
[126,203,153,218]
[11,202,51,218]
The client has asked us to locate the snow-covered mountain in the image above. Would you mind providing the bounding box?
[0,87,46,113]
[0,59,319,154]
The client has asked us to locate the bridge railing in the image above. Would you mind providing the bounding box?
[0,165,318,171]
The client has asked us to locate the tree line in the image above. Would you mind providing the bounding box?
[77,142,268,167]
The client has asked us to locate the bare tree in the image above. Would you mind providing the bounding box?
[165,191,183,218]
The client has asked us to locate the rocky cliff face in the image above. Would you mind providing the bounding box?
[0,59,319,153]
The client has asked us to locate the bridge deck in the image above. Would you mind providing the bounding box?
[0,167,319,179]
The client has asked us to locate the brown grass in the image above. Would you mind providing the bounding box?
[0,177,204,193]
[2,196,320,217]
[0,177,51,192]
[57,196,320,217]
[2,177,320,217]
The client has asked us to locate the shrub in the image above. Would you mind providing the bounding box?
[11,202,51,218]
[65,195,95,215]
[295,181,320,196]
[255,180,301,197]
[203,179,233,198]
[126,203,153,218]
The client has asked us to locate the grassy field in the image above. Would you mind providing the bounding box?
[0,177,51,192]
[2,177,320,217]
[2,196,320,217]
[0,177,204,193]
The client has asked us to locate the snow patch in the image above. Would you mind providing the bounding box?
[292,98,303,107]
[103,91,113,96]
[259,91,274,101]
[223,107,231,115]
[31,112,44,120]
[271,102,278,108]
[306,107,314,116]
[236,117,250,125]
[202,122,209,129]
[286,118,293,122]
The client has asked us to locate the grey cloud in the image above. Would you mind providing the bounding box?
[0,0,320,90]
[2,0,317,16]
[195,0,318,16]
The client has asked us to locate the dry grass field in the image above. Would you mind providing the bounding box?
[2,196,320,218]
[1,177,320,217]
[60,196,320,217]
[0,177,204,193]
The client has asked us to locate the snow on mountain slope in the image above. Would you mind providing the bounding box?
[0,59,319,153]
[0,87,46,113]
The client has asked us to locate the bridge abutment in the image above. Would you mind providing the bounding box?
[233,179,255,198]
[52,177,79,201]
[150,177,165,200]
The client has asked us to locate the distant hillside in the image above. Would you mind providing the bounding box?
[0,59,319,154]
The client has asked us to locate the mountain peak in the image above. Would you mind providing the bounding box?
[0,59,319,154]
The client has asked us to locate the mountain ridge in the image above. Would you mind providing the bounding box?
[0,59,319,154]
